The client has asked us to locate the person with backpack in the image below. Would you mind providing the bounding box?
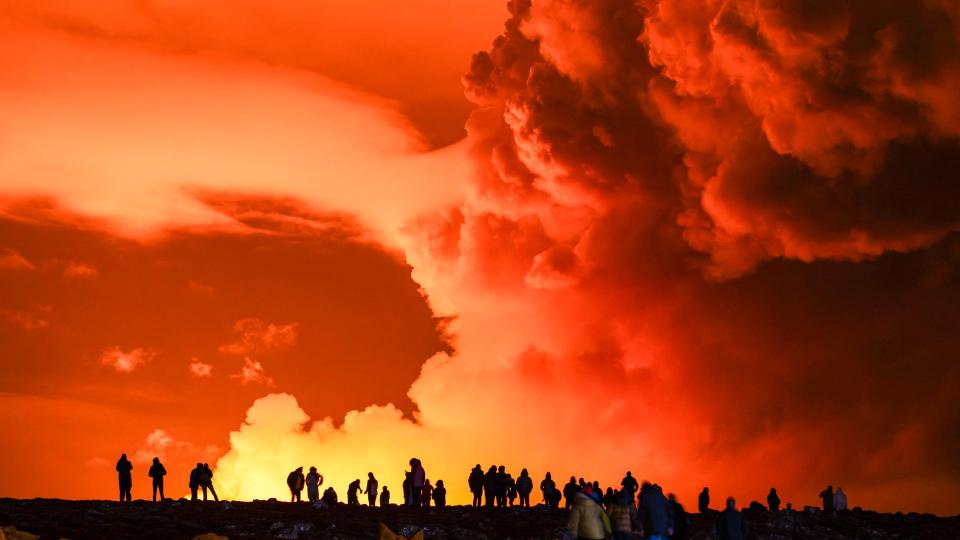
[567,486,612,540]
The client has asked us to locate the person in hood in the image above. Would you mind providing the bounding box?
[834,487,848,511]
[200,463,218,502]
[483,465,498,507]
[716,497,747,540]
[189,463,203,501]
[620,472,639,500]
[116,454,133,502]
[563,476,580,509]
[364,472,379,506]
[306,467,324,503]
[408,458,425,507]
[819,485,834,513]
[516,469,533,507]
[321,486,338,505]
[287,467,305,502]
[698,487,710,513]
[468,465,484,507]
[638,482,672,540]
[380,485,391,506]
[148,457,166,502]
[348,479,362,505]
[767,488,781,512]
[669,493,689,540]
[421,479,434,507]
[433,480,447,508]
[567,486,612,540]
[540,472,557,508]
[607,489,637,540]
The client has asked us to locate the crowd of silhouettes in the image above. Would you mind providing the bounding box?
[113,451,852,538]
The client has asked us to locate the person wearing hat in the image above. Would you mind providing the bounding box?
[567,485,612,540]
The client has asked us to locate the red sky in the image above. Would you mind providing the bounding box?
[1,0,959,516]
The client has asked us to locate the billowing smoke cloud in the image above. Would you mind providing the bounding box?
[213,0,960,514]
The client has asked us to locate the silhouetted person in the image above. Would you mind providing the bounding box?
[189,463,203,501]
[468,465,484,507]
[380,486,390,506]
[620,471,639,500]
[669,493,688,540]
[496,465,508,507]
[348,479,362,505]
[322,486,338,505]
[148,457,166,502]
[365,472,378,506]
[567,486,612,540]
[767,488,780,512]
[287,467,305,502]
[483,465,498,507]
[698,487,710,513]
[116,454,133,502]
[516,469,533,507]
[603,487,614,510]
[433,479,447,508]
[834,487,848,511]
[540,472,557,508]
[409,458,425,507]
[608,489,638,540]
[201,463,218,502]
[716,497,747,540]
[563,476,580,509]
[306,467,324,503]
[638,482,672,540]
[819,485,834,512]
[402,471,412,505]
[507,474,517,506]
[421,479,433,507]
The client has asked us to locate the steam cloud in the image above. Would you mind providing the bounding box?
[213,0,960,513]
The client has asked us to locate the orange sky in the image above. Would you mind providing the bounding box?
[1,0,959,516]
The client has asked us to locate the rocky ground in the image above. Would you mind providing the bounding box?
[0,499,957,540]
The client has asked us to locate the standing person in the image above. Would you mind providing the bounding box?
[496,466,508,507]
[698,487,710,513]
[115,454,133,502]
[483,466,498,507]
[433,480,447,508]
[365,472,379,506]
[620,472,639,500]
[201,464,219,502]
[287,467,305,502]
[402,471,412,506]
[834,487,848,511]
[409,458,426,507]
[516,469,533,508]
[306,467,323,503]
[507,474,517,506]
[638,482,672,540]
[607,489,637,540]
[540,472,557,508]
[348,479,362,505]
[421,479,434,507]
[380,486,391,506]
[567,487,612,540]
[716,497,747,540]
[767,488,780,512]
[563,476,580,510]
[468,465,484,507]
[819,485,834,513]
[189,463,203,501]
[148,457,166,502]
[669,493,689,540]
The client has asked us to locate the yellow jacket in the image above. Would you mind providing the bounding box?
[567,493,612,540]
